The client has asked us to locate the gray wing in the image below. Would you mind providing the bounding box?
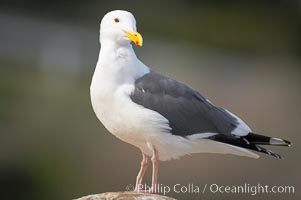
[130,71,239,137]
[130,71,290,159]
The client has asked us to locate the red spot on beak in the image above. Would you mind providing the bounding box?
[135,41,139,45]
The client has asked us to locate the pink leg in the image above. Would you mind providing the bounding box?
[134,153,149,191]
[135,148,159,194]
[150,148,159,193]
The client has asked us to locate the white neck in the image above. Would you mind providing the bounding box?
[91,39,149,94]
[98,39,135,62]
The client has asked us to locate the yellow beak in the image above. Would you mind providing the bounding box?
[124,30,143,46]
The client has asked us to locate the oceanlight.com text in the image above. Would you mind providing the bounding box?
[127,183,295,196]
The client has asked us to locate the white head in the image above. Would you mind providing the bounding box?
[100,10,143,47]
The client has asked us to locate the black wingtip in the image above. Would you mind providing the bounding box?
[209,134,287,159]
[246,133,292,147]
[283,139,292,147]
[270,137,292,147]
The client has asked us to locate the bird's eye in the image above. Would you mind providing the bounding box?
[114,18,120,23]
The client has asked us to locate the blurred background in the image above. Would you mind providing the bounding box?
[0,0,300,199]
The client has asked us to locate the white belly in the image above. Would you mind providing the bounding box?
[91,83,171,154]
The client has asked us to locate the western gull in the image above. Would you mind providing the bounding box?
[90,10,291,193]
